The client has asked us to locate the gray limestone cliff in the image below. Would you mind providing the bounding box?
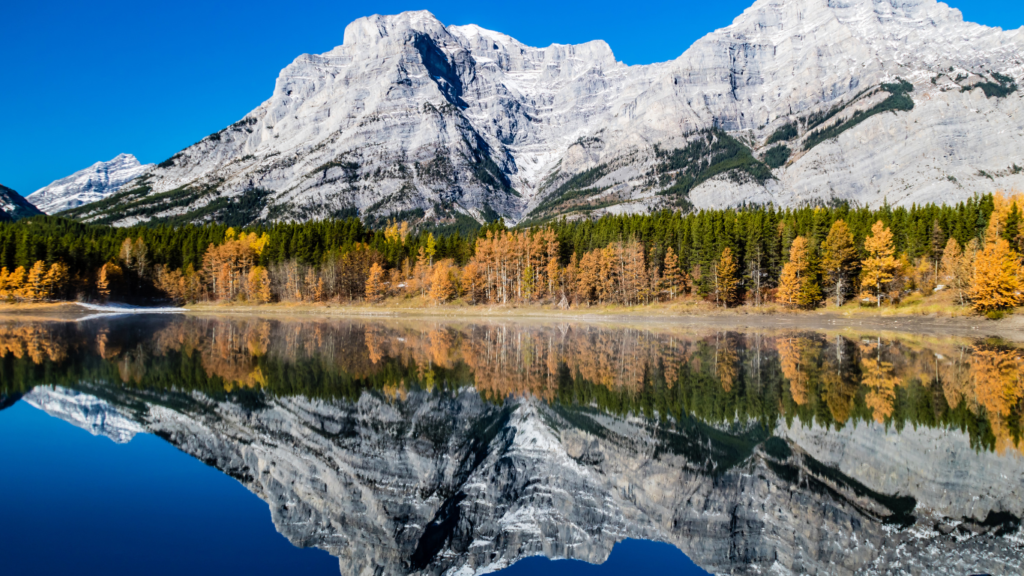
[64,0,1024,227]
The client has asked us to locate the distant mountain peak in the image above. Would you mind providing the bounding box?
[27,153,153,214]
[0,184,43,222]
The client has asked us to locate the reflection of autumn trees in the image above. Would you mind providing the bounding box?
[3,316,1022,453]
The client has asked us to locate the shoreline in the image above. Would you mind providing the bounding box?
[1,300,1021,342]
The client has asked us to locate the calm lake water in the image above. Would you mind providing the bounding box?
[1,314,1021,575]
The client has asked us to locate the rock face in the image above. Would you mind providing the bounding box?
[30,382,1018,576]
[0,184,43,222]
[66,0,1024,227]
[21,386,145,443]
[27,153,153,214]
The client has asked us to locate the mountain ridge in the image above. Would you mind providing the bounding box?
[27,153,154,214]
[63,0,1024,227]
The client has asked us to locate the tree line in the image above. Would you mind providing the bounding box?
[1,192,1022,313]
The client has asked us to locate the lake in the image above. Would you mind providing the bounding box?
[1,313,1021,575]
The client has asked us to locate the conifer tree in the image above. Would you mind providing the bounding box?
[25,261,47,301]
[365,262,387,302]
[861,221,897,307]
[713,247,738,307]
[661,247,683,299]
[44,262,69,300]
[821,220,857,307]
[428,261,454,304]
[969,238,1022,312]
[8,266,26,301]
[247,266,273,303]
[777,236,820,308]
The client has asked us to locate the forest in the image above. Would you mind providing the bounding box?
[1,191,1023,314]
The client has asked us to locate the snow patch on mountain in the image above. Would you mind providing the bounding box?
[28,153,153,214]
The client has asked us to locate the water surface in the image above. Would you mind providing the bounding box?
[1,315,1021,575]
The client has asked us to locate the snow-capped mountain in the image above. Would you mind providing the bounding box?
[0,184,44,222]
[28,153,153,214]
[67,0,1024,227]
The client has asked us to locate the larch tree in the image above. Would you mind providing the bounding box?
[821,220,857,306]
[940,237,977,305]
[25,261,47,301]
[8,267,27,301]
[777,236,820,308]
[661,247,683,299]
[44,262,70,300]
[713,247,739,307]
[247,266,273,303]
[428,261,454,304]
[364,262,387,302]
[969,238,1022,312]
[861,220,897,307]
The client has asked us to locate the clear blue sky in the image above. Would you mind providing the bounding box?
[1,0,1021,196]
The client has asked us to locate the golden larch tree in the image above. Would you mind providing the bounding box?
[821,219,857,306]
[247,266,273,303]
[25,261,48,301]
[713,247,739,307]
[661,247,683,299]
[365,262,387,302]
[428,261,454,304]
[861,220,897,307]
[969,238,1022,312]
[777,236,820,308]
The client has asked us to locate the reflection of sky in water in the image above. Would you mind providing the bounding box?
[1,400,707,576]
[0,401,338,576]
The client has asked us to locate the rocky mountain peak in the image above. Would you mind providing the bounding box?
[64,0,1024,228]
[27,153,153,214]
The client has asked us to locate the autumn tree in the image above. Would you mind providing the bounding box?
[712,247,739,307]
[247,266,273,303]
[24,261,47,301]
[660,247,684,300]
[96,263,122,302]
[969,238,1022,312]
[861,220,897,307]
[43,262,70,300]
[365,262,387,302]
[821,219,857,306]
[428,260,455,304]
[940,237,977,305]
[777,236,820,308]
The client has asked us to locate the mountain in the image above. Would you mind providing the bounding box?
[66,0,1024,227]
[27,153,153,214]
[0,184,44,222]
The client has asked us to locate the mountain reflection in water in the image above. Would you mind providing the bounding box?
[1,315,1022,575]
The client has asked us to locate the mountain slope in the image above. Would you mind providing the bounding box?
[68,0,1024,227]
[27,153,153,214]
[0,184,44,222]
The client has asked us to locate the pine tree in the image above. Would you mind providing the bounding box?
[969,238,1022,312]
[861,221,897,307]
[821,220,857,307]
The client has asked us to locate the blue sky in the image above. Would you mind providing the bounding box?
[1,0,1021,196]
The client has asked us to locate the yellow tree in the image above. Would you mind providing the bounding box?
[777,236,820,308]
[7,266,27,301]
[660,247,683,299]
[428,261,454,304]
[713,247,739,307]
[0,267,10,300]
[365,262,387,302]
[24,261,47,301]
[939,237,978,305]
[861,220,897,307]
[96,263,122,302]
[821,219,857,306]
[44,262,70,300]
[969,238,1022,312]
[247,266,273,303]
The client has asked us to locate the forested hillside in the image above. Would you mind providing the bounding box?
[1,192,1022,314]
